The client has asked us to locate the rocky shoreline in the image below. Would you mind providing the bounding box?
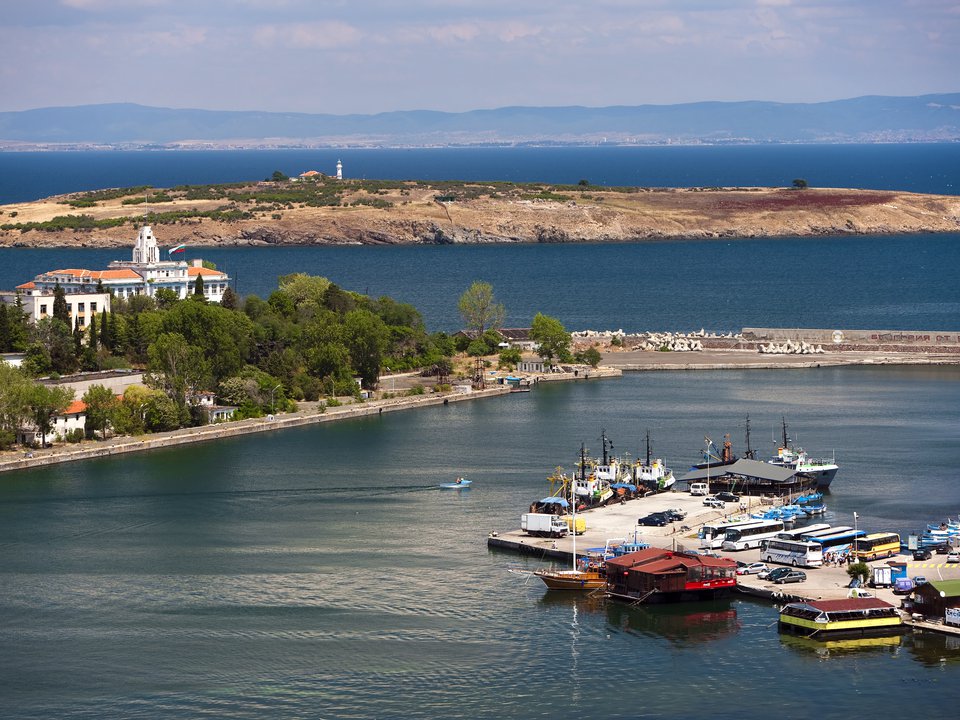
[2,184,959,248]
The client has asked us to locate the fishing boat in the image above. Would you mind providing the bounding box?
[439,477,472,490]
[535,445,606,591]
[767,417,839,489]
[632,430,676,493]
[778,598,903,638]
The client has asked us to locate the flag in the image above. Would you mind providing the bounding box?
[168,244,186,255]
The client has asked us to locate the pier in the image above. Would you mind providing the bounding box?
[488,489,960,637]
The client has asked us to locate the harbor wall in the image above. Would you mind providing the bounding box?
[740,328,960,353]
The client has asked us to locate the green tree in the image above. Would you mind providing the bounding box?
[31,317,76,375]
[498,347,522,369]
[271,170,289,182]
[343,309,389,389]
[220,286,239,310]
[27,383,74,446]
[193,274,206,300]
[530,312,572,366]
[99,309,111,350]
[0,363,33,440]
[792,178,809,189]
[87,313,98,351]
[458,281,505,336]
[154,287,180,309]
[146,332,210,415]
[52,284,70,326]
[82,384,118,439]
[847,561,870,586]
[580,345,602,368]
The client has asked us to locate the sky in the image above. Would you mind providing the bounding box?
[1,0,958,115]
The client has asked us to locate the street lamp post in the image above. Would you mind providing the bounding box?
[270,384,281,415]
[853,511,859,563]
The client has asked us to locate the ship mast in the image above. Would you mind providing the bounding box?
[744,414,755,459]
[645,429,652,466]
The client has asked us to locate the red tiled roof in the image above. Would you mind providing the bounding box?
[62,400,87,415]
[607,547,736,571]
[16,281,36,290]
[187,267,226,278]
[43,268,141,281]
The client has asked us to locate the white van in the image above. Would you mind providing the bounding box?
[689,483,709,496]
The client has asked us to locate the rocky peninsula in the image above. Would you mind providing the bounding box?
[1,179,959,248]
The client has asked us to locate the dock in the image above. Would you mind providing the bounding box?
[488,489,960,637]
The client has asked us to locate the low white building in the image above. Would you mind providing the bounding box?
[4,286,111,329]
[18,400,87,445]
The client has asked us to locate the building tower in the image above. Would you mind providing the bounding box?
[336,159,343,180]
[132,225,160,264]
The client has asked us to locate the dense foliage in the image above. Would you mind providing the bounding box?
[0,274,455,444]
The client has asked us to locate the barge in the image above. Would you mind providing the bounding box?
[777,598,904,638]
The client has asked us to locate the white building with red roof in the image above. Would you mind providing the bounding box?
[6,226,231,326]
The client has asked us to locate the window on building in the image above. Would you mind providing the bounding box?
[91,302,98,312]
[40,304,48,315]
[78,302,85,312]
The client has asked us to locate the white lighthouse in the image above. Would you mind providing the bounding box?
[336,159,343,180]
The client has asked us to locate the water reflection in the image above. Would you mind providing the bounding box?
[779,633,903,660]
[907,630,960,667]
[537,593,739,646]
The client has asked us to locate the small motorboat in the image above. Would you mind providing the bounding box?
[439,477,472,490]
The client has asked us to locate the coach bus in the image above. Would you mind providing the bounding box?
[852,532,901,561]
[760,537,824,567]
[721,519,786,551]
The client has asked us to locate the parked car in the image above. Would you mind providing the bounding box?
[947,551,960,564]
[774,570,807,584]
[935,543,952,554]
[761,567,793,582]
[638,513,670,527]
[664,508,687,521]
[913,548,933,561]
[913,576,928,586]
[736,562,768,576]
[715,492,740,503]
[703,496,725,508]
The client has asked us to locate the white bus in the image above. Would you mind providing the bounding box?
[721,519,786,551]
[761,538,824,567]
[699,519,765,549]
[776,523,832,540]
[800,525,851,541]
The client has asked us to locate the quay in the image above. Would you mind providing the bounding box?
[0,386,509,475]
[487,490,960,637]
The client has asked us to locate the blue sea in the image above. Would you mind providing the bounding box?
[2,146,960,718]
[1,145,959,333]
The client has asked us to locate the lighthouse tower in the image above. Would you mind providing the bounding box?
[336,160,343,180]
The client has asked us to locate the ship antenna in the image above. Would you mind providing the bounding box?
[744,414,754,459]
[781,416,789,448]
[645,429,651,466]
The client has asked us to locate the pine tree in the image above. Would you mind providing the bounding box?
[193,274,205,298]
[53,284,70,326]
[87,313,99,351]
[0,304,9,352]
[73,319,83,358]
[99,309,111,350]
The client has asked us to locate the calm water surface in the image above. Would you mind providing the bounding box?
[2,368,960,718]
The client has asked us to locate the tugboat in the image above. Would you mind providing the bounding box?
[632,430,675,493]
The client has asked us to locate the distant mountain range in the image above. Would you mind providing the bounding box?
[1,94,959,148]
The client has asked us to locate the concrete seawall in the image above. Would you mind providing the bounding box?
[0,387,512,475]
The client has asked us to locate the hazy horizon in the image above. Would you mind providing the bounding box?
[2,1,958,115]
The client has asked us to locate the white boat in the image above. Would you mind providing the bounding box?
[767,418,839,489]
[632,431,675,492]
[439,477,472,490]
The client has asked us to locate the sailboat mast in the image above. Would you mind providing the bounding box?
[573,444,586,569]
